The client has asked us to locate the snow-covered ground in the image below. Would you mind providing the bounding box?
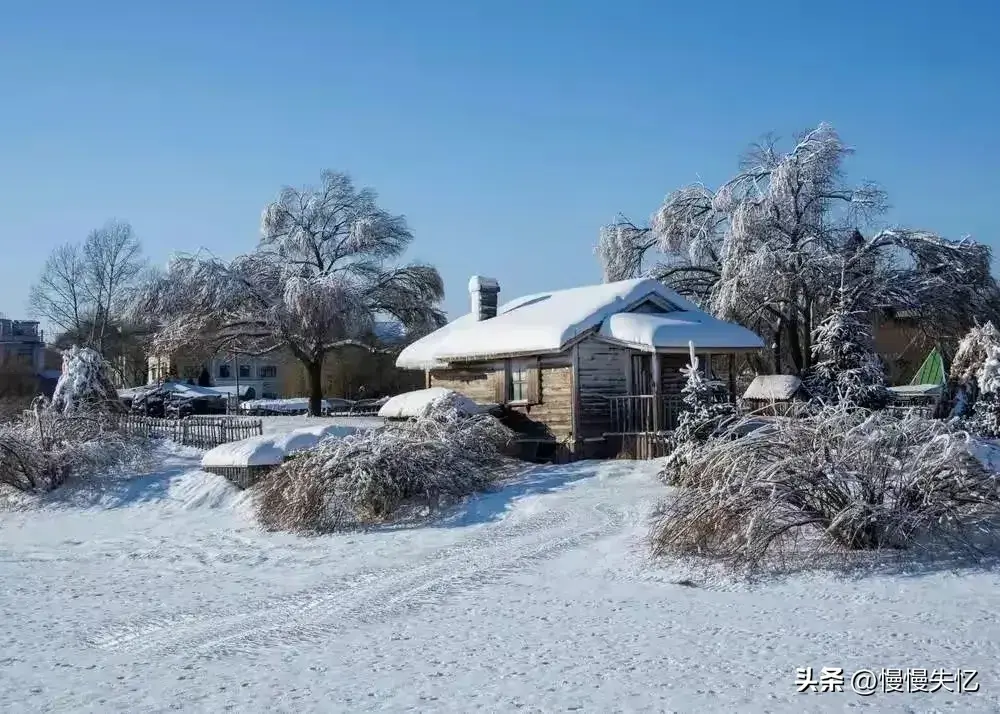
[2,444,1000,712]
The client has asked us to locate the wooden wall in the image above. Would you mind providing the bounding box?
[511,356,573,441]
[428,362,505,403]
[575,338,630,439]
[429,355,574,442]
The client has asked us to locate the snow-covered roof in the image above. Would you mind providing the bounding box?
[742,375,804,401]
[598,313,764,352]
[396,278,746,369]
[888,383,943,397]
[377,387,482,419]
[119,382,248,401]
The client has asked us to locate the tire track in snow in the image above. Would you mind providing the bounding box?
[90,500,621,659]
[88,503,572,651]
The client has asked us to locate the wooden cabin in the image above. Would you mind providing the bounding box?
[395,276,764,459]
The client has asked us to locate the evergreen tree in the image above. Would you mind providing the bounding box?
[673,343,736,445]
[806,266,888,409]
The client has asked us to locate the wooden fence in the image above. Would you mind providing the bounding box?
[116,414,264,449]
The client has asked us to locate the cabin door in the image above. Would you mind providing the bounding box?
[630,354,654,395]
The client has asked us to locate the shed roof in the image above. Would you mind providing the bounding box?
[742,375,804,401]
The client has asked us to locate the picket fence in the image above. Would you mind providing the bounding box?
[117,414,264,449]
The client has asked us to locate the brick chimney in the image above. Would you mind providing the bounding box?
[468,276,500,321]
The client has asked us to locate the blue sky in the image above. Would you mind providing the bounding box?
[1,0,998,334]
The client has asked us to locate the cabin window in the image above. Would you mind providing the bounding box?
[505,358,540,404]
[259,365,277,378]
[239,364,252,379]
[509,362,530,402]
[218,365,231,379]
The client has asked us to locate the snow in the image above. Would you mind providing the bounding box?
[4,453,1000,712]
[201,435,287,468]
[743,375,804,401]
[377,387,481,419]
[598,312,765,351]
[396,278,704,369]
[239,397,358,413]
[201,420,375,468]
[888,383,943,397]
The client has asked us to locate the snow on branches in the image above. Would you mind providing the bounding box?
[596,123,999,374]
[948,322,1000,435]
[50,346,123,416]
[673,343,736,446]
[806,283,887,409]
[133,171,446,415]
[254,399,516,533]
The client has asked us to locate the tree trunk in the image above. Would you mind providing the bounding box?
[306,359,324,416]
[773,318,783,374]
[803,297,813,372]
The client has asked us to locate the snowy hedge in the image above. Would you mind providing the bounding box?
[653,405,1000,572]
[254,397,516,533]
[0,347,145,493]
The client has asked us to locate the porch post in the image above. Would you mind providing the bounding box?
[728,353,737,404]
[651,351,662,432]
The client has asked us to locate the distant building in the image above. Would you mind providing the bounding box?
[0,318,45,374]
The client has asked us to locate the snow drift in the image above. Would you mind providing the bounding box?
[377,388,481,419]
[201,423,369,468]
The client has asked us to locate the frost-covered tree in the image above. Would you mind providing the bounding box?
[134,171,446,416]
[49,346,123,415]
[805,261,888,409]
[949,322,1000,427]
[597,123,999,374]
[673,344,736,445]
[973,344,1000,437]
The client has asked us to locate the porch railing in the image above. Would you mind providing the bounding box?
[606,394,684,435]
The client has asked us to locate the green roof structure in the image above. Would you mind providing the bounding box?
[908,347,946,386]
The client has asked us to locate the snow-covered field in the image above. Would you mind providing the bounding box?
[2,442,1000,712]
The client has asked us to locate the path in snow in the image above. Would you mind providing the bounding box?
[2,445,1000,712]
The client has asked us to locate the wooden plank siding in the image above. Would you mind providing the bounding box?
[428,355,574,443]
[509,356,573,442]
[574,337,631,440]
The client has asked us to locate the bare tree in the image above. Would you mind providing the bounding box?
[28,243,88,337]
[30,220,145,355]
[82,220,144,352]
[135,170,446,415]
[597,123,998,374]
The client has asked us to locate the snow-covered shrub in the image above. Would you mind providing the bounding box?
[971,342,1000,437]
[0,348,147,493]
[50,346,123,416]
[254,401,516,533]
[0,415,146,493]
[664,348,737,483]
[951,322,1000,388]
[652,404,1000,572]
[806,300,888,409]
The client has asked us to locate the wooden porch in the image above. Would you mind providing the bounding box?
[580,349,741,460]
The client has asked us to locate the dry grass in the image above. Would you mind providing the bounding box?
[255,398,517,533]
[0,406,147,493]
[653,405,1000,572]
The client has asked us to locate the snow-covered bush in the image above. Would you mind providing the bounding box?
[0,348,146,493]
[0,415,146,493]
[951,322,1000,388]
[653,405,1000,572]
[254,399,516,533]
[50,346,123,416]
